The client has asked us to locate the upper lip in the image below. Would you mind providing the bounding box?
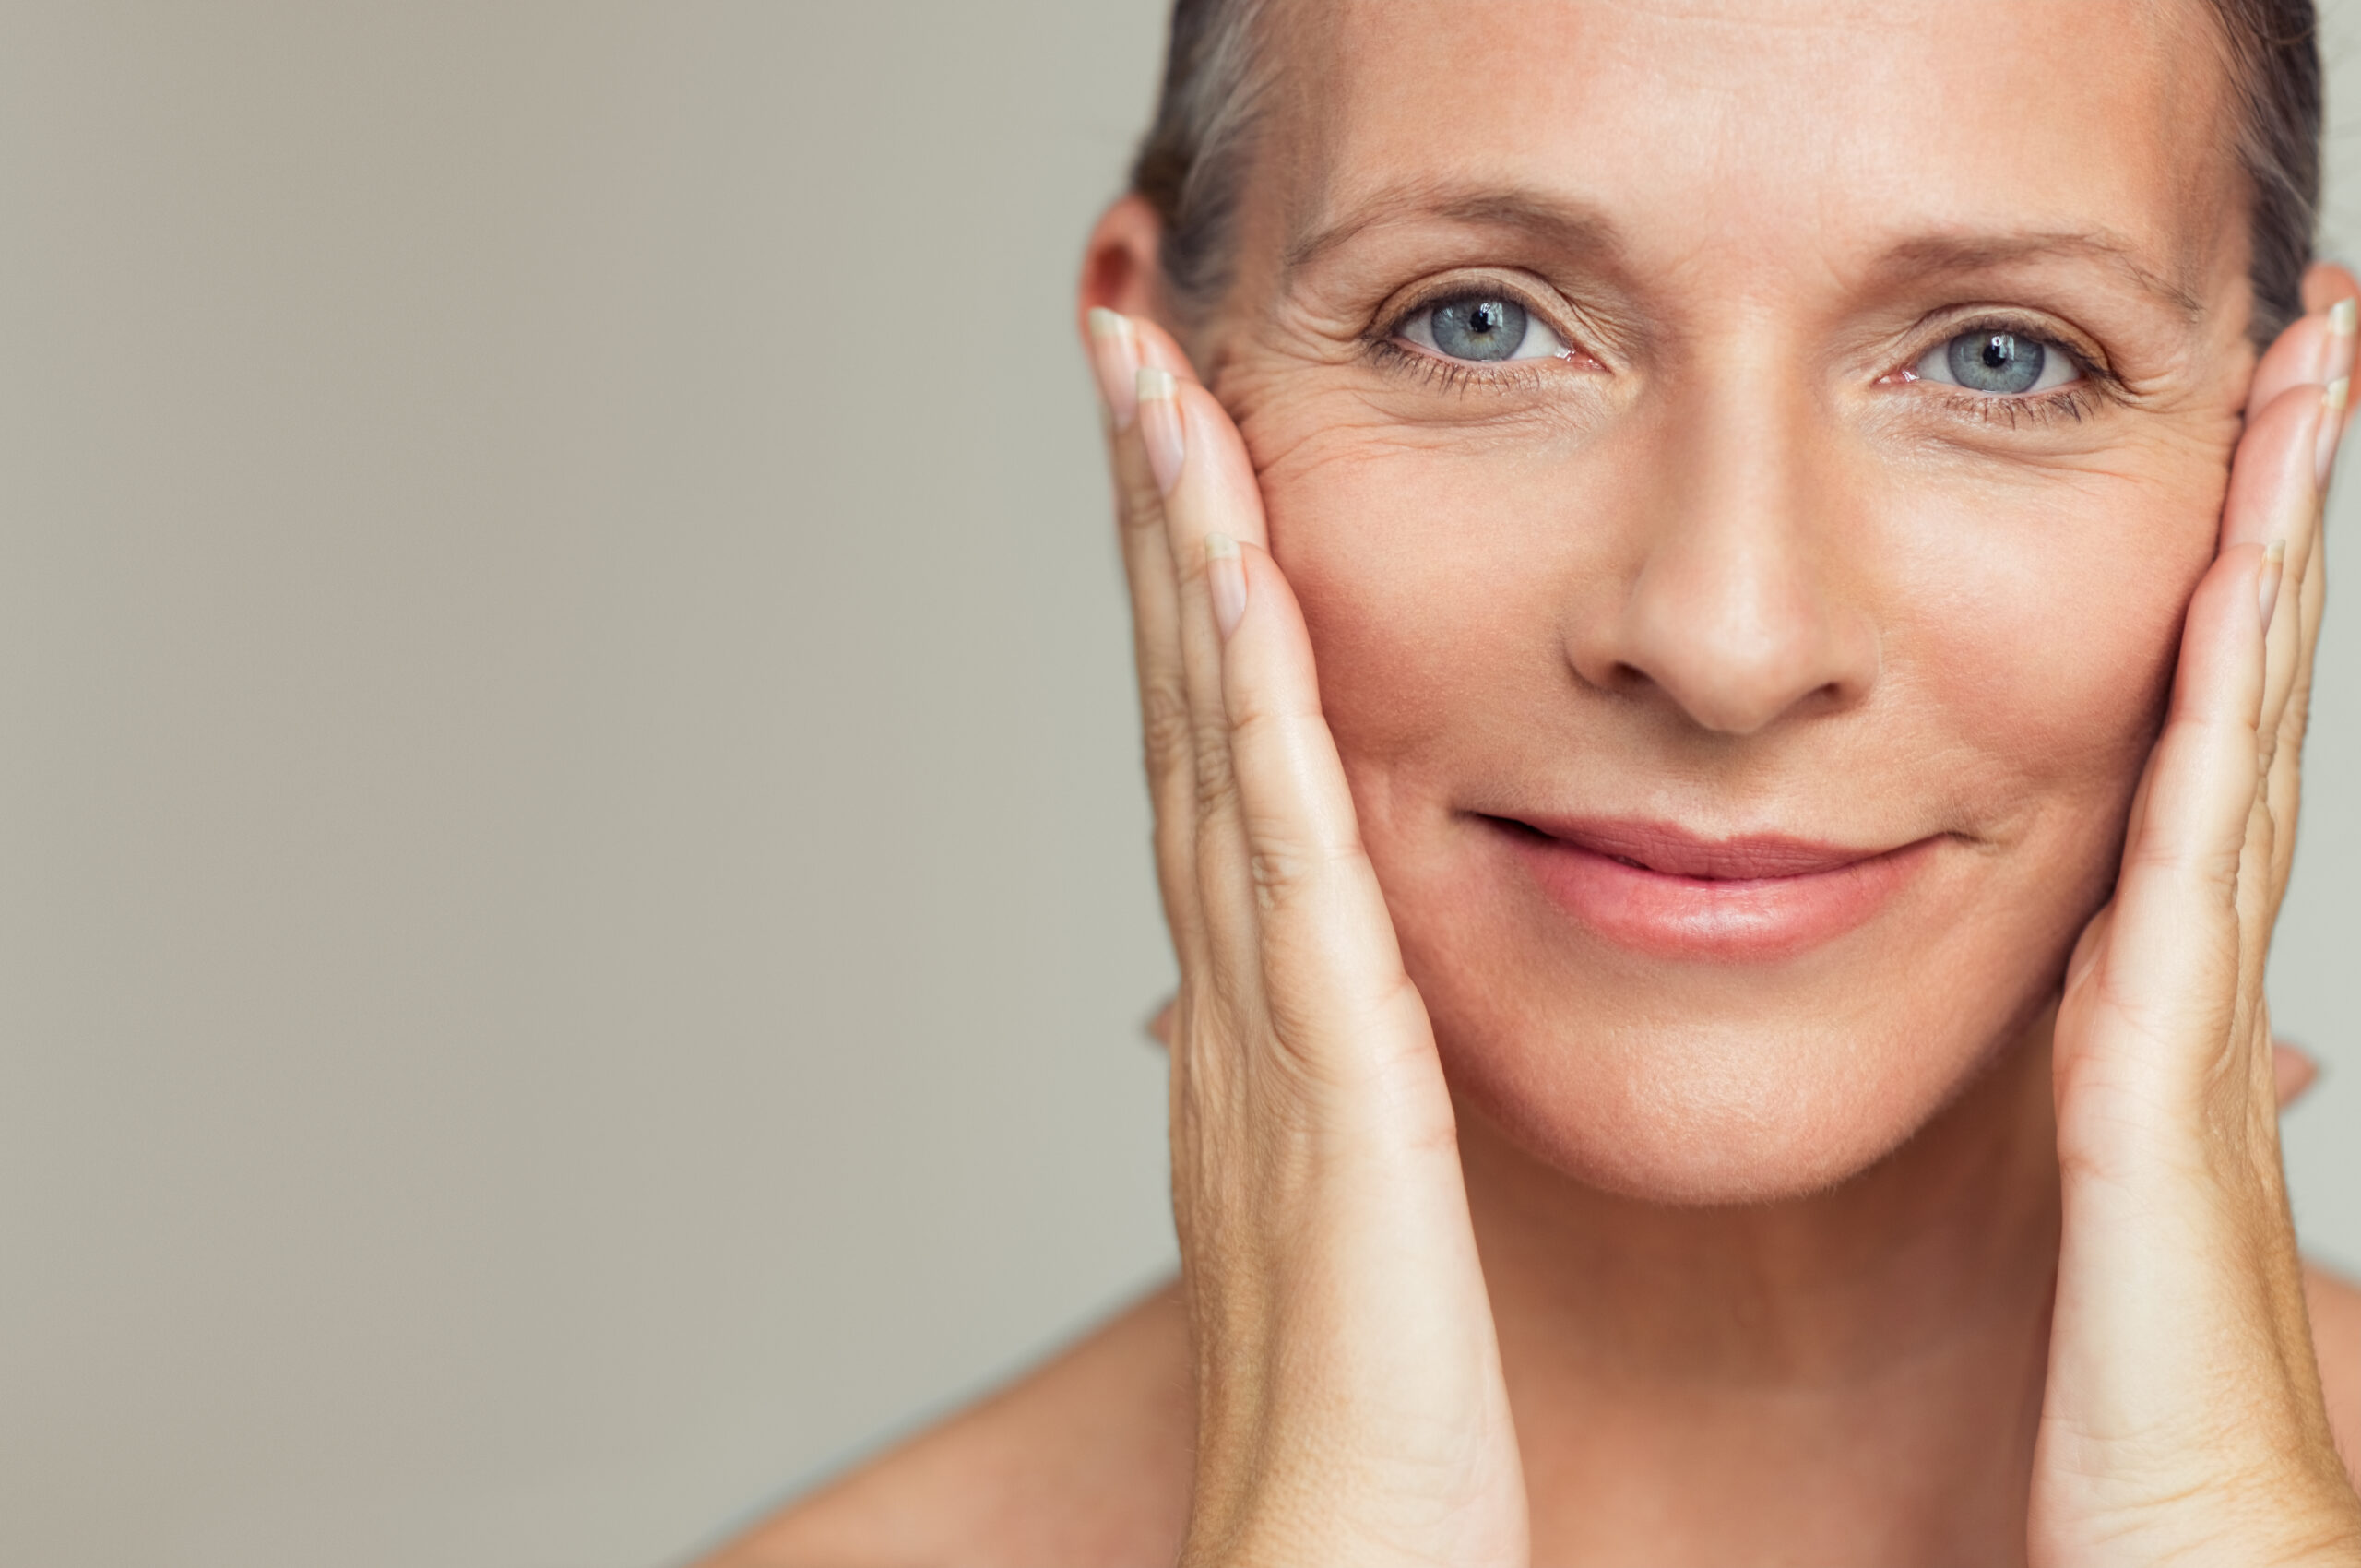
[1503,816,1912,880]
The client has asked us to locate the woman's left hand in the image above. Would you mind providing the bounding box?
[2033,291,2361,1565]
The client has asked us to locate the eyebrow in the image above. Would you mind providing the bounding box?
[1281,184,1626,283]
[1283,184,2205,319]
[1874,231,2205,318]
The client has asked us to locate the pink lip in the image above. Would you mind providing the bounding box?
[1495,816,1939,960]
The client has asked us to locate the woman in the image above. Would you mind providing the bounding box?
[721,1,2361,1562]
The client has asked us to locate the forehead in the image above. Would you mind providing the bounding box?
[1264,0,2242,303]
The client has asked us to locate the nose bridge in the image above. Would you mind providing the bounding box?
[1572,363,1879,735]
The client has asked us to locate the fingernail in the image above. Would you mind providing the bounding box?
[2318,298,2359,385]
[1087,309,1142,431]
[2260,538,2287,630]
[2316,376,2349,489]
[1206,533,1245,638]
[1137,368,1183,494]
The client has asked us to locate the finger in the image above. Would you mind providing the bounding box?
[2245,300,2351,425]
[1216,537,1447,1132]
[2212,381,2335,1121]
[2274,1039,2319,1110]
[1128,315,1204,393]
[2219,383,2326,782]
[2231,383,2338,937]
[1086,311,1209,974]
[2099,541,2272,1075]
[1136,365,1277,1032]
[2265,537,2326,900]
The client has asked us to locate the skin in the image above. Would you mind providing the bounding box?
[708,1,2361,1562]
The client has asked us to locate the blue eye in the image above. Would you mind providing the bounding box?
[1913,329,2078,396]
[1401,294,1567,363]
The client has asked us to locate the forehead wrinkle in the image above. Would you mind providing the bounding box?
[1281,181,1630,285]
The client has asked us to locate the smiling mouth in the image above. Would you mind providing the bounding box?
[1488,815,1940,959]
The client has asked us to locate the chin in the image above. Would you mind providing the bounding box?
[1405,919,2066,1207]
[1441,1016,1984,1206]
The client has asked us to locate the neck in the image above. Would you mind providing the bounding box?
[1460,1023,2061,1565]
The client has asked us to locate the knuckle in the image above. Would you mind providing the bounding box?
[1245,821,1358,914]
[1118,472,1165,533]
[1139,677,1194,781]
[1192,729,1239,819]
[1224,686,1287,749]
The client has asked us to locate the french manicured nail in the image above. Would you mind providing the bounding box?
[1206,533,1246,638]
[1087,308,1142,431]
[2315,297,2357,385]
[2260,538,2287,630]
[2316,375,2348,489]
[1137,368,1184,494]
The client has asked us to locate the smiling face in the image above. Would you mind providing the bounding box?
[1182,0,2259,1202]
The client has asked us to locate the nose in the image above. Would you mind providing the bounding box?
[1565,395,1882,736]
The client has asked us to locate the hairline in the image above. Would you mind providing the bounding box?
[1137,0,2311,346]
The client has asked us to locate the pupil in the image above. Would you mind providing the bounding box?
[1979,334,2016,369]
[1473,302,1505,334]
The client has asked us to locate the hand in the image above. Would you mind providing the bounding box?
[2033,295,2361,1565]
[1083,308,1528,1568]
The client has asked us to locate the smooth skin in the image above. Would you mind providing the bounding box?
[714,2,2361,1563]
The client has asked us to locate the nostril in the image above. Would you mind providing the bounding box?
[1602,660,1653,695]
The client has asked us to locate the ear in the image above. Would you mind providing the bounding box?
[1078,194,1169,339]
[2301,260,2359,317]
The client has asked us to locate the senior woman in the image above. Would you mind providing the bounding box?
[721,1,2361,1562]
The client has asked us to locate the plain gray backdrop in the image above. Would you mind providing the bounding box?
[2,5,2357,1565]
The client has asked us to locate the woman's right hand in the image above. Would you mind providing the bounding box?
[1084,307,1529,1568]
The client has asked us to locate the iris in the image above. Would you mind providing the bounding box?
[1946,331,2046,395]
[1430,297,1529,362]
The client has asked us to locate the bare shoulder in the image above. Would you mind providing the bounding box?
[2308,1258,2361,1491]
[695,1280,1193,1568]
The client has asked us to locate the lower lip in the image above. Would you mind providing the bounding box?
[1498,825,1938,961]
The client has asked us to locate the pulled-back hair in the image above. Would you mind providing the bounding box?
[1133,0,2321,345]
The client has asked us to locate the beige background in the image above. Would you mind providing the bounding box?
[3,5,2358,1564]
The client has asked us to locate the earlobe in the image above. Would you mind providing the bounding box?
[1078,194,1170,340]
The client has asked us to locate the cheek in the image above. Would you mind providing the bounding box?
[1240,397,1586,773]
[1879,459,2220,850]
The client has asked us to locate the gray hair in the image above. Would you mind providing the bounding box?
[1129,0,1270,325]
[1131,0,2321,345]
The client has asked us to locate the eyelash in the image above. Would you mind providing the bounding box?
[1367,300,2114,426]
[1366,335,1558,395]
[1924,381,2099,428]
[1365,283,1581,395]
[1898,315,2110,428]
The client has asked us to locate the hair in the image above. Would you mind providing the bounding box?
[1132,0,2321,346]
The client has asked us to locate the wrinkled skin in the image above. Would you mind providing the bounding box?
[712,3,2361,1564]
[1200,0,2254,1203]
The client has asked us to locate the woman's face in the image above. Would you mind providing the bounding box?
[1201,0,2258,1201]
